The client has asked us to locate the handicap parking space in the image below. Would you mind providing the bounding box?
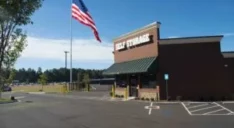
[113,101,234,128]
[138,101,192,118]
[181,102,234,116]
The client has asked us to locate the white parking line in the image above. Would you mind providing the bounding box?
[213,102,234,114]
[227,113,234,115]
[187,103,209,109]
[203,109,224,115]
[182,102,234,116]
[192,114,234,116]
[149,102,153,115]
[181,102,192,115]
[190,105,218,113]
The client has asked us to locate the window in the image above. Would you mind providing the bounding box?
[141,73,157,88]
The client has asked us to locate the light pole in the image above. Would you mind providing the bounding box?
[64,51,69,90]
[64,51,69,69]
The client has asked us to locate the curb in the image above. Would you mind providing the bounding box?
[134,100,234,104]
[0,100,17,104]
[45,92,60,94]
[220,101,234,104]
[27,92,46,94]
[134,100,181,104]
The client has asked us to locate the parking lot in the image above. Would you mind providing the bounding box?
[1,92,234,128]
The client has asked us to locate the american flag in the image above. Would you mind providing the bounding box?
[72,0,101,42]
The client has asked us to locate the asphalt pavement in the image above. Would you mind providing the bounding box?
[0,92,234,128]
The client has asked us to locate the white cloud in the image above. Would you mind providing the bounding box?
[20,37,114,63]
[167,36,179,38]
[223,33,234,37]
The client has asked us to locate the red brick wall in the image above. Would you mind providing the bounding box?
[157,42,234,100]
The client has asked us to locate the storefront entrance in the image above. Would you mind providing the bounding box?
[129,75,138,97]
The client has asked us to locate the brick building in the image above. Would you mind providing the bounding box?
[103,22,234,101]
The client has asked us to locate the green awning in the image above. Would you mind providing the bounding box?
[103,57,157,75]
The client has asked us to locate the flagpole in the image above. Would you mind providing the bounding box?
[70,0,73,90]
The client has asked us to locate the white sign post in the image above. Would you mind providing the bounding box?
[164,74,169,100]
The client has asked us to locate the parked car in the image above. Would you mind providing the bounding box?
[1,85,12,92]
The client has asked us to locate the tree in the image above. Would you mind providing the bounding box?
[38,73,47,85]
[5,67,106,84]
[0,0,43,95]
[38,73,47,91]
[0,0,43,72]
[36,67,42,77]
[82,73,90,91]
[77,72,81,83]
[82,73,90,84]
[6,68,16,84]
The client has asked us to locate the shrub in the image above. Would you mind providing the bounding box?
[231,94,234,100]
[135,97,140,100]
[146,98,149,101]
[199,97,204,101]
[151,98,155,101]
[176,96,182,101]
[109,92,113,96]
[221,96,226,101]
[141,97,145,100]
[167,96,171,101]
[11,96,15,101]
[209,96,214,101]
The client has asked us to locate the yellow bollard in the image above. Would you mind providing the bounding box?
[65,85,68,93]
[125,85,129,100]
[124,87,127,100]
[61,86,65,94]
[112,85,115,98]
[127,85,129,99]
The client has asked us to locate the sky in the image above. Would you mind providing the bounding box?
[15,0,234,71]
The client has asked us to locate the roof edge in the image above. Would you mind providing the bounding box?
[222,51,234,53]
[113,21,161,42]
[159,35,223,45]
[160,35,223,40]
[222,51,234,58]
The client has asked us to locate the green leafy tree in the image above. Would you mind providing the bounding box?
[0,0,43,95]
[82,73,90,84]
[38,73,47,91]
[6,68,16,84]
[11,67,105,84]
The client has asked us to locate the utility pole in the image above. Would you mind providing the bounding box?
[64,51,69,69]
[64,51,69,90]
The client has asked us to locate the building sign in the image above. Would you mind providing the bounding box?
[115,33,150,51]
